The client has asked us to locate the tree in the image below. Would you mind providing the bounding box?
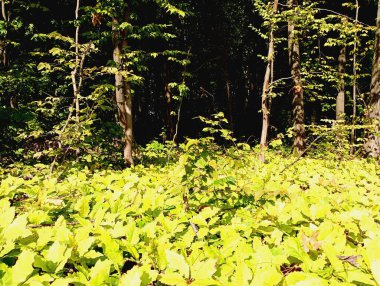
[288,0,305,155]
[259,0,279,162]
[112,5,134,166]
[365,0,380,157]
[336,45,346,121]
[351,0,360,152]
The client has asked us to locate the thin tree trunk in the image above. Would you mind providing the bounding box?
[163,62,175,141]
[73,0,80,123]
[259,0,278,162]
[223,49,234,129]
[365,0,380,157]
[112,10,133,166]
[350,0,359,153]
[336,45,346,121]
[1,0,8,67]
[288,0,305,156]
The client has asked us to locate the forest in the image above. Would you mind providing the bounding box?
[1,0,380,285]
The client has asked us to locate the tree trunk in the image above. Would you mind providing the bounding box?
[72,0,81,123]
[259,0,278,162]
[163,62,175,141]
[112,10,133,166]
[288,0,305,156]
[222,49,234,129]
[350,0,359,154]
[365,0,380,157]
[336,45,346,121]
[1,0,8,67]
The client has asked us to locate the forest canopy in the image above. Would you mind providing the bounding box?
[1,0,380,165]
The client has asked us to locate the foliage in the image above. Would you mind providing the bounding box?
[1,146,380,285]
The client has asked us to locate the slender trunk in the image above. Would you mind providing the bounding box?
[336,45,346,121]
[226,78,232,127]
[288,0,305,156]
[365,0,380,157]
[259,0,278,162]
[1,0,8,67]
[113,10,133,165]
[1,0,12,107]
[163,62,175,141]
[223,49,234,129]
[350,0,359,153]
[73,0,80,122]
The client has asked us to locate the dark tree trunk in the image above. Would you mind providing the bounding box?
[1,0,8,67]
[163,62,175,141]
[365,1,380,157]
[112,9,133,166]
[222,49,234,130]
[288,0,305,156]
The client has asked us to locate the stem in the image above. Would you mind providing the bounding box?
[74,0,80,123]
[259,0,278,163]
[173,100,182,145]
[350,0,359,154]
[1,0,6,21]
[1,0,8,66]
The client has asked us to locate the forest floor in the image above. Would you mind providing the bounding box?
[1,149,380,285]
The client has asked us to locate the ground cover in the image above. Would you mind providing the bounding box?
[1,146,380,285]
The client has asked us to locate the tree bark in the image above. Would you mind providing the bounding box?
[288,0,305,156]
[365,0,380,157]
[113,9,133,166]
[336,45,346,121]
[72,0,81,123]
[259,0,278,162]
[350,0,359,154]
[1,0,8,67]
[222,49,234,129]
[163,62,175,141]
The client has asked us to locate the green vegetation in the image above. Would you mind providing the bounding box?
[1,139,380,285]
[2,0,380,285]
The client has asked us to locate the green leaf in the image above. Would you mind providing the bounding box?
[284,272,329,286]
[159,272,187,286]
[3,250,35,285]
[119,267,141,286]
[191,259,217,280]
[3,214,31,240]
[365,239,380,284]
[165,250,189,278]
[89,259,111,286]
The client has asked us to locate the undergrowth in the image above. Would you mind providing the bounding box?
[1,137,380,285]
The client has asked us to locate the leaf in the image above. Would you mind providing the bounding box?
[337,255,362,268]
[251,266,282,286]
[37,62,51,71]
[191,259,217,280]
[159,272,187,286]
[119,266,141,286]
[46,241,72,273]
[284,272,329,286]
[0,200,15,228]
[165,250,189,278]
[3,214,31,240]
[365,239,380,285]
[77,236,95,257]
[89,259,111,286]
[301,231,322,253]
[51,278,72,286]
[3,250,35,285]
[233,262,252,285]
[74,196,91,217]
